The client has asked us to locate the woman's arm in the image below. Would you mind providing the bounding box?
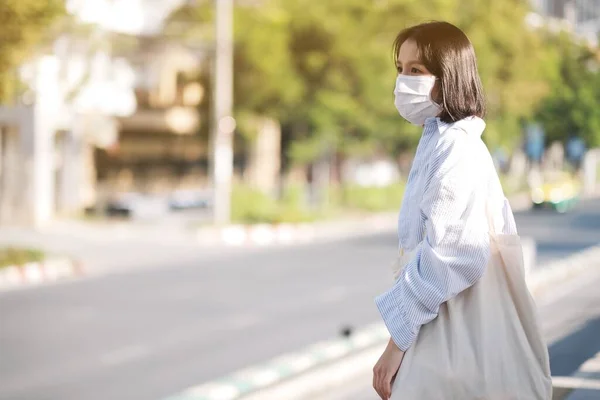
[375,129,490,351]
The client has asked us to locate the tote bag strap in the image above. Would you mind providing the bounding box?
[485,197,498,237]
[484,172,507,238]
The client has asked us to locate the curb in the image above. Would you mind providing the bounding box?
[162,244,600,400]
[0,257,84,291]
[193,192,536,248]
[527,245,600,299]
[195,214,398,248]
[551,351,600,399]
[163,323,389,400]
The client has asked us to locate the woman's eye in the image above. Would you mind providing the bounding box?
[397,66,403,73]
[411,67,421,74]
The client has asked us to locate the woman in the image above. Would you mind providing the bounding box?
[372,22,551,399]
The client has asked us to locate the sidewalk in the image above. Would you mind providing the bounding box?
[0,191,534,250]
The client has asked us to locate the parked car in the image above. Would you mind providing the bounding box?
[104,192,169,218]
[168,189,213,211]
[530,172,581,213]
[103,189,213,219]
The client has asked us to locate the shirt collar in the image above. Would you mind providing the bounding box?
[427,116,486,137]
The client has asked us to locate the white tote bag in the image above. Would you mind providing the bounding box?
[389,203,552,400]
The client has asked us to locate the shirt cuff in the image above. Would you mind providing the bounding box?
[375,284,417,352]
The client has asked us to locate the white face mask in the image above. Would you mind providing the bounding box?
[394,75,441,125]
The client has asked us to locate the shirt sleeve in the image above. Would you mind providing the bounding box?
[375,129,490,351]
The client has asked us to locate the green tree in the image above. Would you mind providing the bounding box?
[536,33,600,148]
[0,0,65,103]
[442,0,555,148]
[165,0,558,164]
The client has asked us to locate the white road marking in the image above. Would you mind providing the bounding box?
[186,383,240,400]
[537,264,600,308]
[236,368,280,387]
[283,354,318,372]
[580,352,600,373]
[100,344,151,366]
[552,376,600,390]
[319,342,351,359]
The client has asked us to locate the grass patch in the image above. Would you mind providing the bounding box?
[0,247,45,268]
[334,184,405,212]
[231,184,319,224]
[230,183,405,224]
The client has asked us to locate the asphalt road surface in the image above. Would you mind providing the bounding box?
[1,198,599,400]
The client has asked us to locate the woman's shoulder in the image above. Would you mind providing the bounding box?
[428,117,484,154]
[425,117,493,179]
[428,116,486,155]
[436,116,486,138]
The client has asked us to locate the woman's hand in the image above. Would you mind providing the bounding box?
[373,338,405,399]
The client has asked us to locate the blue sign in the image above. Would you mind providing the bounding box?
[525,123,545,162]
[567,137,586,163]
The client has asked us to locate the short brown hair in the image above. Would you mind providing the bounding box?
[393,21,486,123]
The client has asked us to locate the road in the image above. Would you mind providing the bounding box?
[514,198,600,266]
[1,198,599,400]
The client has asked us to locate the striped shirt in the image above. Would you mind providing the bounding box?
[375,116,518,351]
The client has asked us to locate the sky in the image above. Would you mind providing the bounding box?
[66,0,187,35]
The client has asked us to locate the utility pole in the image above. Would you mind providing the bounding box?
[211,0,235,225]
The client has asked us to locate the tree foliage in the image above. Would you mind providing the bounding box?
[535,33,600,148]
[165,0,592,164]
[0,0,65,103]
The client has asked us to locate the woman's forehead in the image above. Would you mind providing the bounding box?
[397,39,421,64]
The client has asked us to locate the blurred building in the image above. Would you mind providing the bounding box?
[0,0,210,227]
[67,0,189,36]
[97,36,207,196]
[531,0,600,45]
[342,158,401,188]
[65,0,209,198]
